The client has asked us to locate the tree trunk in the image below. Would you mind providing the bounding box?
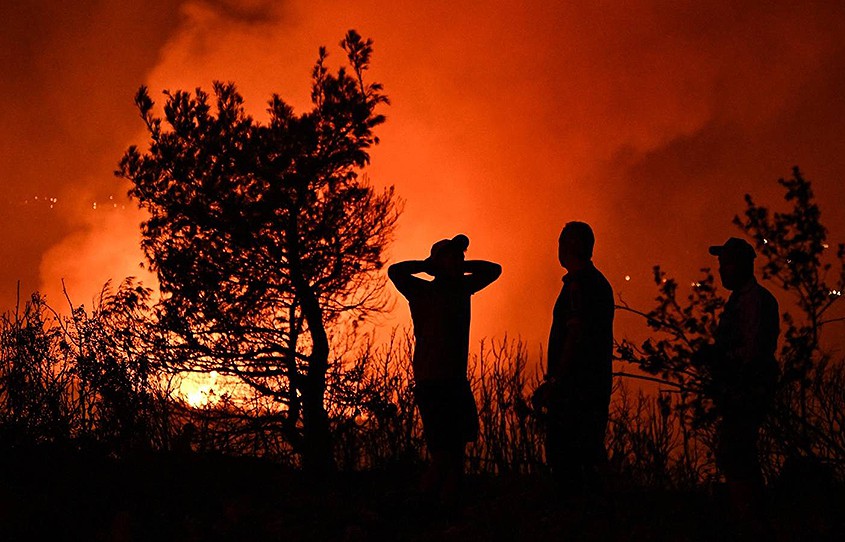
[294,277,333,475]
[286,211,333,475]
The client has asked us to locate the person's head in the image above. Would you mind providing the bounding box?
[427,234,469,278]
[558,221,594,270]
[709,237,756,290]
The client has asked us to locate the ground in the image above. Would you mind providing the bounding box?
[0,448,841,541]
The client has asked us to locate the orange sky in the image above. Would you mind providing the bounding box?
[2,0,845,352]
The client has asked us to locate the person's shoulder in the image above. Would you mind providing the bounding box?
[394,274,433,300]
[753,281,779,307]
[592,265,612,283]
[739,281,779,317]
[587,265,614,295]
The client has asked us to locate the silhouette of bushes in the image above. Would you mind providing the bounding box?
[1,284,842,489]
[0,288,709,488]
[0,280,176,454]
[325,331,721,488]
[0,292,74,447]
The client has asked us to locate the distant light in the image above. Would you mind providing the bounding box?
[624,275,631,282]
[823,243,830,249]
[763,239,768,244]
[93,202,97,210]
[831,290,843,297]
[691,282,702,288]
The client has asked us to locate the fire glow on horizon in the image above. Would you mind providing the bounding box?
[179,371,220,408]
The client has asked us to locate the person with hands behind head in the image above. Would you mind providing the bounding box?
[388,234,501,509]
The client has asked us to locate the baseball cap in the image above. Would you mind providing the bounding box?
[708,237,756,260]
[429,234,469,260]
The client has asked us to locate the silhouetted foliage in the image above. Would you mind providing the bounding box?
[616,267,724,443]
[327,330,423,470]
[0,280,174,454]
[0,285,812,490]
[326,333,546,474]
[469,338,542,474]
[0,292,74,447]
[607,382,708,488]
[737,167,845,385]
[117,30,399,472]
[327,332,702,486]
[736,167,845,470]
[618,167,845,482]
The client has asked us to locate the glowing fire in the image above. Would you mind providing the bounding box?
[178,371,220,407]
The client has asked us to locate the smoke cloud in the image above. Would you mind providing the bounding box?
[2,1,843,348]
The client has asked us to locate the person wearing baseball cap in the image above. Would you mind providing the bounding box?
[388,234,501,509]
[706,236,779,528]
[708,237,758,287]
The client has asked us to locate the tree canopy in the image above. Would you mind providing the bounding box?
[117,30,399,471]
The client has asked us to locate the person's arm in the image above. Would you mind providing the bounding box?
[557,317,584,379]
[547,320,584,381]
[546,313,564,380]
[739,292,780,363]
[728,292,779,391]
[387,260,430,297]
[463,260,502,294]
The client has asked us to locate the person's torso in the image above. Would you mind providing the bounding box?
[552,266,615,393]
[408,279,472,381]
[716,281,779,361]
[714,280,780,400]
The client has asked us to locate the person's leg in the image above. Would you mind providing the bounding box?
[719,414,764,485]
[438,443,466,509]
[583,406,610,493]
[438,380,471,508]
[718,415,768,539]
[417,380,469,506]
[546,414,583,495]
[414,381,443,499]
[420,452,441,498]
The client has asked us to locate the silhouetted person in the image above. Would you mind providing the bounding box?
[533,221,614,495]
[705,237,779,528]
[388,234,501,508]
